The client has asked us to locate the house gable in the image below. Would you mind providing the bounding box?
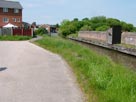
[0,0,23,9]
[0,0,23,27]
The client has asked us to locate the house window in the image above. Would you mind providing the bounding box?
[13,18,17,22]
[14,9,19,13]
[3,18,9,23]
[17,18,20,22]
[3,8,8,12]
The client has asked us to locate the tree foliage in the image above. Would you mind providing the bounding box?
[35,27,48,35]
[106,18,120,27]
[59,16,136,37]
[80,25,92,31]
[96,25,110,31]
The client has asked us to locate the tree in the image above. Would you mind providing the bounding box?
[35,27,48,35]
[96,25,110,31]
[73,18,79,21]
[71,20,83,31]
[91,16,107,23]
[59,19,83,37]
[120,21,134,31]
[31,22,37,28]
[59,19,78,37]
[132,27,136,32]
[60,19,70,26]
[80,25,92,31]
[126,24,134,32]
[81,18,91,27]
[58,16,136,38]
[90,16,107,30]
[55,23,60,28]
[106,18,120,27]
[82,18,89,21]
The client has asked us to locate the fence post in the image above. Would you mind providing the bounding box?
[31,28,33,37]
[11,28,13,36]
[0,28,1,36]
[22,28,23,36]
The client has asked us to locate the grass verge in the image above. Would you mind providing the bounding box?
[0,35,32,41]
[34,35,136,102]
[67,33,78,38]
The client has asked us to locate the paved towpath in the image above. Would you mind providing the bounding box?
[0,41,84,102]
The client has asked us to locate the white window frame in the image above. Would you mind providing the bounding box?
[3,18,9,23]
[17,18,20,22]
[13,18,17,22]
[14,8,19,13]
[3,8,8,12]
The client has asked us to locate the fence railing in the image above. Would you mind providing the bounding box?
[0,28,33,37]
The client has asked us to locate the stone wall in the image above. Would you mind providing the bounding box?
[122,32,136,46]
[78,31,136,45]
[78,31,107,42]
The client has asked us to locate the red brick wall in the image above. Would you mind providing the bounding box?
[0,8,22,27]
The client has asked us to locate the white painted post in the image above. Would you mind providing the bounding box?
[11,28,13,36]
[0,28,1,36]
[31,28,34,37]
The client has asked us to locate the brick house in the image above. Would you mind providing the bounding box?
[0,0,23,27]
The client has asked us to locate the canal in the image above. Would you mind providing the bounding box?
[73,40,136,71]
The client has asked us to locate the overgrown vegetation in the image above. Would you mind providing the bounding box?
[59,16,136,37]
[35,36,136,102]
[117,43,136,49]
[67,33,78,38]
[35,27,48,35]
[0,35,32,41]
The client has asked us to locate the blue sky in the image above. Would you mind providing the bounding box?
[18,0,136,26]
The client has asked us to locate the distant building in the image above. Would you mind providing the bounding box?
[0,0,23,27]
[22,22,31,28]
[40,24,57,33]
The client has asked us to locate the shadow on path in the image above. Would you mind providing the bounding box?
[0,67,7,72]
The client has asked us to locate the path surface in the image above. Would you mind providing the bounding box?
[0,41,84,102]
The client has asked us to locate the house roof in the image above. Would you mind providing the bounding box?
[0,0,23,9]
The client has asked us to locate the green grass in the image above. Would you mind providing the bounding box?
[67,33,78,38]
[0,35,32,41]
[34,35,136,102]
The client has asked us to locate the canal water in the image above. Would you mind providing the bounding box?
[73,41,136,71]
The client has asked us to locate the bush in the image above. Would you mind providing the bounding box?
[80,25,92,31]
[67,33,78,38]
[96,25,110,31]
[35,27,48,35]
